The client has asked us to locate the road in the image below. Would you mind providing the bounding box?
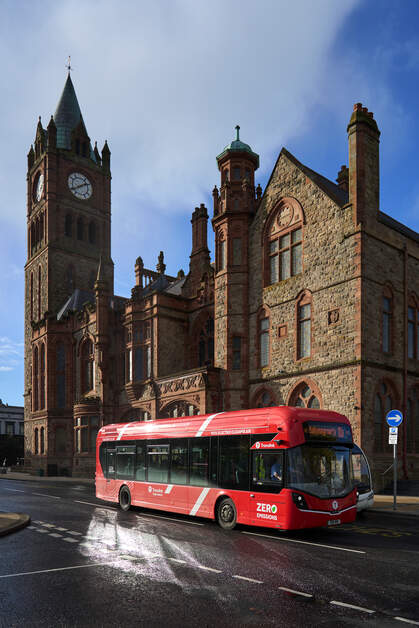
[1,478,418,627]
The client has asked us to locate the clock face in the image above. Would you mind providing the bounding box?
[68,172,92,200]
[35,173,44,202]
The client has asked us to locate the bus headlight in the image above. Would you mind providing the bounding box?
[292,492,308,509]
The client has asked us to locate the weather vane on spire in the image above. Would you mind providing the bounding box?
[66,56,73,74]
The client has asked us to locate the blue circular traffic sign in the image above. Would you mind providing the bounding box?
[386,409,403,427]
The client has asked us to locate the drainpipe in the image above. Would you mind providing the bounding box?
[403,243,408,480]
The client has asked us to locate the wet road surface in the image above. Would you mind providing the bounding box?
[1,479,419,627]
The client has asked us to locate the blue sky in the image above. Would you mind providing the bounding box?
[1,0,419,406]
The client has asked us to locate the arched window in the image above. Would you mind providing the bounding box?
[217,235,226,272]
[77,217,84,241]
[81,339,94,394]
[37,265,41,319]
[374,381,395,452]
[253,389,276,408]
[161,401,199,418]
[88,221,96,244]
[408,295,419,360]
[33,346,39,411]
[198,318,214,367]
[40,427,45,454]
[406,387,419,454]
[264,198,304,286]
[56,343,66,408]
[39,213,44,245]
[258,309,270,368]
[34,428,39,455]
[65,213,73,237]
[297,292,312,360]
[40,344,45,410]
[289,381,321,409]
[382,286,393,354]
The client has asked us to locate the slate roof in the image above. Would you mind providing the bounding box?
[281,148,349,207]
[53,74,96,160]
[57,289,95,320]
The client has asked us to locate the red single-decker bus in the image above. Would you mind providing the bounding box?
[96,406,357,530]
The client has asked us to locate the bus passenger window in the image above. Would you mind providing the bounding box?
[190,437,209,486]
[136,444,146,481]
[148,444,169,483]
[219,435,250,490]
[107,449,116,479]
[171,439,188,484]
[116,446,135,480]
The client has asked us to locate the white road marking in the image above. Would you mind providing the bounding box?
[33,520,44,524]
[33,493,60,499]
[280,587,313,598]
[138,513,204,526]
[330,601,375,614]
[63,538,79,543]
[48,533,63,538]
[0,562,116,579]
[67,531,83,536]
[189,487,210,516]
[3,488,24,492]
[167,558,187,564]
[242,531,366,554]
[27,526,35,530]
[233,575,263,584]
[73,500,116,510]
[40,523,55,528]
[55,527,68,532]
[197,565,222,573]
[35,529,49,534]
[395,618,419,625]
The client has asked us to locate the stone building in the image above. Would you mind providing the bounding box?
[24,74,419,481]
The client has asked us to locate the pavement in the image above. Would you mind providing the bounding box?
[1,471,419,536]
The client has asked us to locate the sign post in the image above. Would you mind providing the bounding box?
[386,410,403,511]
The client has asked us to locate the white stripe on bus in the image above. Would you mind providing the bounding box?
[195,412,222,437]
[189,488,210,516]
[165,485,173,494]
[116,424,132,441]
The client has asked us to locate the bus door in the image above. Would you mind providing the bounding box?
[250,448,284,526]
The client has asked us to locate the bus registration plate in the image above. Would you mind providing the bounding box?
[328,519,341,526]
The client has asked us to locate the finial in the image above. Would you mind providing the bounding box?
[66,55,73,74]
[235,125,240,140]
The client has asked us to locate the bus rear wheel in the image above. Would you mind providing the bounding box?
[217,497,237,530]
[119,486,131,512]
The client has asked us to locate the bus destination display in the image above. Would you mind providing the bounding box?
[303,421,352,443]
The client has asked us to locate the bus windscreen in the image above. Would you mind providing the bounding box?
[303,421,352,443]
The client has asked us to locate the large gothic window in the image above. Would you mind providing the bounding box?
[289,382,321,409]
[382,286,393,354]
[33,346,39,411]
[198,318,214,367]
[407,295,419,360]
[161,401,199,418]
[40,343,45,410]
[264,198,304,286]
[297,292,312,360]
[253,389,276,408]
[77,217,84,241]
[37,266,42,320]
[56,343,66,408]
[65,213,73,237]
[88,221,96,244]
[258,308,270,368]
[81,339,94,394]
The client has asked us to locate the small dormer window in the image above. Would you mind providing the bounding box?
[245,169,251,181]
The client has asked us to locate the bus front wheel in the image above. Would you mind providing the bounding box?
[217,497,237,530]
[119,486,131,512]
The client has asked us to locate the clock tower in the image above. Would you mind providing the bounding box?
[24,72,113,470]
